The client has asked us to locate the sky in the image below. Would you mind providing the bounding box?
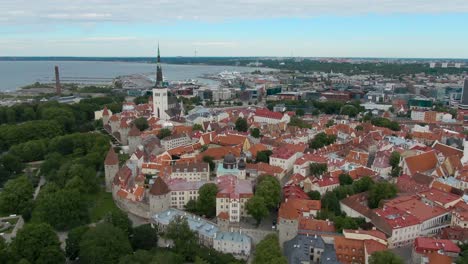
[1,0,468,58]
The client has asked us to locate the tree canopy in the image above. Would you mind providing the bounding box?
[130,224,158,250]
[235,117,248,132]
[256,150,273,163]
[11,223,64,264]
[195,183,218,218]
[255,175,282,210]
[246,196,269,226]
[66,225,89,260]
[253,234,287,264]
[133,117,149,131]
[0,175,34,214]
[368,182,398,209]
[158,128,172,139]
[79,223,132,264]
[250,128,261,138]
[34,189,89,230]
[309,132,336,149]
[164,217,198,261]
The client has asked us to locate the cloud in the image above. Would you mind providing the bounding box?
[1,0,467,25]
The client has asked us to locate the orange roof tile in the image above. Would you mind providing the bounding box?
[404,150,438,175]
[278,198,321,220]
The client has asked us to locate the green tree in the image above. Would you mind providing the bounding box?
[185,199,198,214]
[368,182,398,209]
[256,150,272,163]
[66,225,89,260]
[194,256,210,264]
[307,190,321,200]
[196,183,218,218]
[34,189,89,230]
[369,250,403,264]
[202,155,215,171]
[235,117,248,132]
[153,250,184,264]
[389,151,400,168]
[164,217,198,261]
[355,125,363,131]
[321,192,341,214]
[130,224,158,250]
[104,210,132,236]
[334,216,360,232]
[79,223,132,264]
[295,109,305,116]
[326,119,335,127]
[309,132,336,149]
[309,163,327,177]
[253,234,287,264]
[250,127,261,138]
[339,174,354,185]
[158,128,172,139]
[0,175,34,214]
[133,95,149,104]
[133,117,149,131]
[246,196,269,225]
[119,250,153,264]
[256,176,281,210]
[11,223,64,264]
[340,105,359,117]
[0,154,24,175]
[352,176,374,193]
[192,123,204,131]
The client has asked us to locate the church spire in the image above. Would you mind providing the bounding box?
[155,43,163,87]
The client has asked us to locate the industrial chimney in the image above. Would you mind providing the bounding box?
[54,66,61,96]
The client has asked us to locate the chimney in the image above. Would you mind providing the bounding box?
[54,65,61,96]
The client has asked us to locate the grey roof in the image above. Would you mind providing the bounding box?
[284,234,325,264]
[321,244,340,264]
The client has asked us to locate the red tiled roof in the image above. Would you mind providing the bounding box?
[432,141,463,158]
[270,147,296,159]
[128,125,141,137]
[149,177,170,195]
[414,237,460,254]
[255,108,283,120]
[218,211,229,220]
[104,147,119,165]
[283,185,309,200]
[418,188,461,206]
[374,206,420,229]
[298,218,335,233]
[385,195,448,222]
[102,106,110,116]
[404,150,438,175]
[278,198,321,220]
[364,239,387,255]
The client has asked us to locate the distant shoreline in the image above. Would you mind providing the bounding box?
[1,56,468,62]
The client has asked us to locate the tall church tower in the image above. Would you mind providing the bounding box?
[156,43,163,87]
[153,44,170,120]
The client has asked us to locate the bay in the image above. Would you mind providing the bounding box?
[0,61,268,91]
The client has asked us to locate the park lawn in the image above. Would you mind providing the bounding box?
[88,188,120,222]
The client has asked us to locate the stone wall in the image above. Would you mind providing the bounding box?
[114,195,150,219]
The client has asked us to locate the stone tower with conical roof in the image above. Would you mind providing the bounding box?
[128,125,142,154]
[149,176,171,215]
[104,147,119,192]
[102,106,111,125]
